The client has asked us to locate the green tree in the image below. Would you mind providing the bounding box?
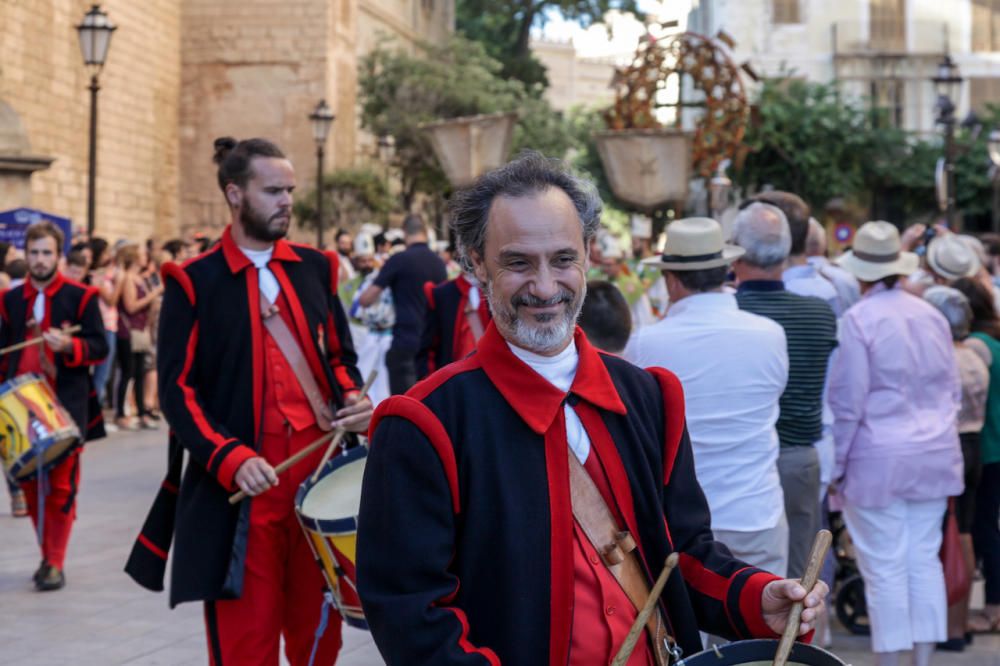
[294,166,394,234]
[358,35,576,212]
[456,0,643,89]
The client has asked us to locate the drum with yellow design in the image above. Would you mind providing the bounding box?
[0,373,81,481]
[295,445,368,630]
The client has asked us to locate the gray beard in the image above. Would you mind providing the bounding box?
[485,279,584,355]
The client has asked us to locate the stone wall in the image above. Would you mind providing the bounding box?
[0,0,181,242]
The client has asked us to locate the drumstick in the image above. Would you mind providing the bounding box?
[773,529,832,666]
[611,552,679,666]
[310,369,377,484]
[0,325,82,356]
[229,371,377,505]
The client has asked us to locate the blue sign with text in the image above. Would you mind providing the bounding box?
[0,208,73,254]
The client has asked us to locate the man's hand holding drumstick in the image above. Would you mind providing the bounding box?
[233,392,373,498]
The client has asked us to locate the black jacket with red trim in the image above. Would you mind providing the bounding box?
[357,323,785,665]
[417,274,491,378]
[0,273,108,439]
[125,226,362,607]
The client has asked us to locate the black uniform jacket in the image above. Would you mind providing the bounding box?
[0,273,108,438]
[417,274,491,378]
[125,227,362,607]
[358,322,783,666]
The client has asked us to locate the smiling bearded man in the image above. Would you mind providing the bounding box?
[357,152,828,666]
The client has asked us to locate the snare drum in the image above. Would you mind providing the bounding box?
[295,445,368,630]
[676,639,845,666]
[0,373,81,481]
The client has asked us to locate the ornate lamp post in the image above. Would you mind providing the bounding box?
[76,4,116,238]
[309,99,336,248]
[933,54,963,228]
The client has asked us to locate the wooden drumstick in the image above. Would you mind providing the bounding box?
[773,529,833,666]
[0,325,82,356]
[611,552,679,666]
[229,370,377,504]
[310,369,377,484]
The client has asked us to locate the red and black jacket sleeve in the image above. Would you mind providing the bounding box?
[62,287,109,367]
[357,397,500,666]
[323,251,362,397]
[650,367,782,640]
[157,271,257,490]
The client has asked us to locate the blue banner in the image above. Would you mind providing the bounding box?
[0,208,73,254]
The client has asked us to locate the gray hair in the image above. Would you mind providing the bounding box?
[806,217,826,257]
[731,202,792,269]
[924,285,973,340]
[448,151,602,271]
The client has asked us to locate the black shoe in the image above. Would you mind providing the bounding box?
[936,638,965,652]
[35,565,65,591]
[32,560,48,584]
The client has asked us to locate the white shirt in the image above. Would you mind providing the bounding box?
[624,292,788,532]
[806,256,860,316]
[240,246,280,303]
[783,263,840,315]
[507,340,591,464]
[32,291,45,323]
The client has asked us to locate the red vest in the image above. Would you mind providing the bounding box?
[260,289,316,437]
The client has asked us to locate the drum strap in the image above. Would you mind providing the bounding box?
[568,449,676,666]
[259,294,335,432]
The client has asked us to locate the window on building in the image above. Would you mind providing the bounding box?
[870,79,905,129]
[973,0,1000,52]
[870,0,905,51]
[773,0,800,23]
[970,77,1000,114]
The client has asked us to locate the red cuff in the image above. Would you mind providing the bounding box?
[738,571,783,639]
[215,442,259,491]
[63,337,85,367]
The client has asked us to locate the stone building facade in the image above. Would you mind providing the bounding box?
[0,0,453,243]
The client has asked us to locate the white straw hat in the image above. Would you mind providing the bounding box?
[836,221,919,282]
[640,217,744,271]
[927,234,980,282]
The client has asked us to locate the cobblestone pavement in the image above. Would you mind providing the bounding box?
[1,426,998,665]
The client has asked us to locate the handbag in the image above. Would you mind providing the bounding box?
[941,497,970,606]
[129,327,153,354]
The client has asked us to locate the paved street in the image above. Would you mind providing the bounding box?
[2,426,998,665]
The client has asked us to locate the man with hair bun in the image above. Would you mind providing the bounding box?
[127,136,370,665]
[0,219,109,591]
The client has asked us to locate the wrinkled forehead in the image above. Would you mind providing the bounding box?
[484,189,585,256]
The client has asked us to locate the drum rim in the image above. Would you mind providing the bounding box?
[676,639,845,666]
[7,432,81,480]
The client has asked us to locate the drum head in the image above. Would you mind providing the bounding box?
[296,446,368,530]
[678,640,845,666]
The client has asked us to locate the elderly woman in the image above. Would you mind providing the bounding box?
[923,286,990,649]
[951,277,1000,635]
[828,221,964,666]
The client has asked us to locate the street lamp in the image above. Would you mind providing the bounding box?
[377,134,395,186]
[708,159,732,219]
[76,4,116,238]
[932,54,962,228]
[309,99,336,248]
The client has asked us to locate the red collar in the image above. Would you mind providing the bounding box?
[455,273,474,296]
[220,225,303,274]
[23,271,66,301]
[476,322,626,434]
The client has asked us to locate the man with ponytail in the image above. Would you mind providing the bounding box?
[127,137,370,665]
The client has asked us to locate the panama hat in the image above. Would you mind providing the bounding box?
[926,234,980,282]
[641,217,744,271]
[598,233,625,261]
[836,221,919,282]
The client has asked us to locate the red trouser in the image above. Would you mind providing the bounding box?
[206,425,343,666]
[20,450,81,570]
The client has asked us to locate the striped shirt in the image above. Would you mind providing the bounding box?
[736,281,838,447]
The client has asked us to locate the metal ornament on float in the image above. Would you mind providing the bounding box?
[419,112,517,188]
[594,128,692,212]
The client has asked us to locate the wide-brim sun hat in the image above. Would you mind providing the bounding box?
[926,234,981,281]
[640,217,744,271]
[836,220,919,282]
